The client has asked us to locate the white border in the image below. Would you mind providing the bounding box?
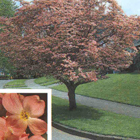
[47,89,52,140]
[0,89,52,140]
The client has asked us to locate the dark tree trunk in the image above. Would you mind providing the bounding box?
[68,90,76,111]
[58,78,83,111]
[66,83,77,111]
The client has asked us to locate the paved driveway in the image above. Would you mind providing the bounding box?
[0,80,13,88]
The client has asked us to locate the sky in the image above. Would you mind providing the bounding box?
[15,0,140,16]
[116,0,140,16]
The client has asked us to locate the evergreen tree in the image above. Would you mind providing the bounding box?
[0,0,18,76]
[0,0,17,17]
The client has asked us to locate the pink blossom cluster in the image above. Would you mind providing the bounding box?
[0,93,47,140]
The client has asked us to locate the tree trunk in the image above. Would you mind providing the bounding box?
[67,85,77,111]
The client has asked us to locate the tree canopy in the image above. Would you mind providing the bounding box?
[0,0,140,110]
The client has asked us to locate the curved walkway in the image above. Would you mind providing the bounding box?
[51,89,140,118]
[0,80,90,140]
[25,79,91,140]
[1,79,140,139]
[2,79,140,118]
[25,79,140,118]
[0,80,13,88]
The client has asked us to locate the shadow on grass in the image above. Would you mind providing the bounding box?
[52,103,104,122]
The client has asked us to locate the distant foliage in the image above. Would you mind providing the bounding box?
[0,0,18,17]
[133,52,140,71]
[0,0,18,76]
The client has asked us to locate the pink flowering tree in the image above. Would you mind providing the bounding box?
[0,0,140,110]
[0,93,47,140]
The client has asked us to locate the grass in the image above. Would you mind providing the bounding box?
[4,79,27,88]
[52,96,140,139]
[34,76,59,86]
[52,73,140,106]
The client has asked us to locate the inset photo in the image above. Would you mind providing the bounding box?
[0,89,52,140]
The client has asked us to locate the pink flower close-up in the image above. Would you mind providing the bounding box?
[0,117,20,140]
[28,135,46,140]
[0,93,3,106]
[19,134,45,140]
[0,93,6,117]
[2,93,47,136]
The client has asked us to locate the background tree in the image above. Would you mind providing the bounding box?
[0,50,16,75]
[0,0,140,110]
[0,0,17,17]
[134,52,140,71]
[0,0,18,76]
[128,51,140,72]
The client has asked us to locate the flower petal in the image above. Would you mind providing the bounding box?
[0,117,6,132]
[6,115,27,136]
[28,118,47,135]
[6,134,20,140]
[0,93,3,99]
[0,131,4,140]
[23,95,45,118]
[19,94,25,104]
[6,111,13,117]
[2,93,23,115]
[29,135,45,140]
[19,133,29,140]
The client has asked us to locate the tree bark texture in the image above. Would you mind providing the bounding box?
[67,84,77,111]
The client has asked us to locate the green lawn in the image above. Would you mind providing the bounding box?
[34,76,59,86]
[52,96,140,139]
[52,73,140,106]
[4,79,27,88]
